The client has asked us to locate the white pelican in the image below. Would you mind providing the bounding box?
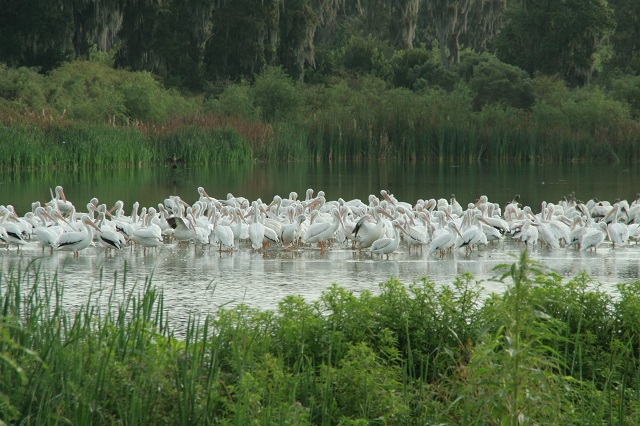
[353,206,390,250]
[513,220,538,248]
[303,208,344,253]
[0,207,28,251]
[95,212,127,252]
[532,219,560,250]
[455,212,488,254]
[428,221,461,258]
[48,185,75,217]
[56,215,100,257]
[397,214,428,253]
[605,204,629,248]
[580,222,608,252]
[32,207,60,253]
[166,216,194,245]
[371,221,401,259]
[210,210,235,252]
[248,202,265,250]
[131,211,163,255]
[450,194,463,217]
[281,212,306,249]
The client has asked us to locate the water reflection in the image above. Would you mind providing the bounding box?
[2,162,640,215]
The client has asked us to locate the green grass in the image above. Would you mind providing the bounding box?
[1,252,640,424]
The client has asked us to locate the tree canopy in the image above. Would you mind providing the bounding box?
[0,0,636,89]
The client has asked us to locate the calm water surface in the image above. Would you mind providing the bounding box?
[1,162,639,328]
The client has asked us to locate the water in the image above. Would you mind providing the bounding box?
[1,162,639,328]
[2,162,639,215]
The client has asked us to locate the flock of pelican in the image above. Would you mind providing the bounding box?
[1,185,640,259]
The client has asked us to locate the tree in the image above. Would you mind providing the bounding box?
[495,0,615,85]
[607,0,640,74]
[0,0,73,70]
[424,0,505,68]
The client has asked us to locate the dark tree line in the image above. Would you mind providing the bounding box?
[0,0,636,89]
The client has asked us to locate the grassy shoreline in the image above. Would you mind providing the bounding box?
[1,252,639,424]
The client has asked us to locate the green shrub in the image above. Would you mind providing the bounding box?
[251,66,302,122]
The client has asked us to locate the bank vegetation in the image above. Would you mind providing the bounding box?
[1,253,640,424]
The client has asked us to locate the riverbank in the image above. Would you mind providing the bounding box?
[1,252,639,424]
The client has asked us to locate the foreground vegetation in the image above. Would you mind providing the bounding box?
[1,252,639,425]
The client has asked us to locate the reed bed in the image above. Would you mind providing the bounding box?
[0,120,255,172]
[294,85,640,164]
[1,252,639,424]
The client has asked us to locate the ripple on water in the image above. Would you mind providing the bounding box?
[2,239,638,332]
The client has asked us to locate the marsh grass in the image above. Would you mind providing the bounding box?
[0,118,258,172]
[1,252,640,424]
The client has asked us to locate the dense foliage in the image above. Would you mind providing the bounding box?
[0,1,639,169]
[1,252,640,424]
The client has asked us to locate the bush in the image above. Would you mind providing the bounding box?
[205,80,258,121]
[251,66,302,122]
[467,56,535,110]
[610,75,640,119]
[338,35,393,79]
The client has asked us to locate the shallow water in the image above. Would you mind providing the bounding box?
[2,162,640,329]
[2,238,638,332]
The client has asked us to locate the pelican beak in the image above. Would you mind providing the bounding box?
[604,208,615,222]
[61,189,67,203]
[379,208,395,220]
[382,192,395,205]
[453,224,463,238]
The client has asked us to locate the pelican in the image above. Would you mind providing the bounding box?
[370,221,402,259]
[166,216,194,245]
[248,201,265,250]
[95,211,127,252]
[210,210,235,252]
[605,204,629,248]
[455,212,487,254]
[32,207,60,253]
[48,185,75,217]
[513,220,538,248]
[428,221,462,258]
[303,208,344,253]
[281,212,306,249]
[0,207,28,251]
[398,213,429,253]
[580,222,608,252]
[131,211,163,255]
[56,215,100,257]
[353,206,390,250]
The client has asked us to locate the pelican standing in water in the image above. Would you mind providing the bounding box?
[0,207,28,251]
[56,215,101,257]
[370,221,402,259]
[303,208,344,253]
[131,210,163,255]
